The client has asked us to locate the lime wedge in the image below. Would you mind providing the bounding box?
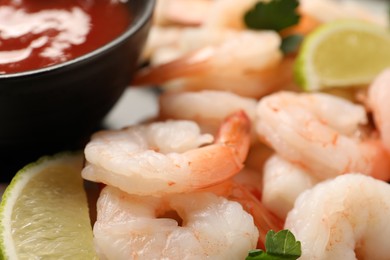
[0,153,97,259]
[295,20,390,91]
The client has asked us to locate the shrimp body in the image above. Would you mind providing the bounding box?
[262,155,318,220]
[135,30,284,98]
[94,186,259,260]
[369,69,390,154]
[202,0,259,29]
[153,0,212,26]
[285,174,390,260]
[300,0,388,26]
[153,0,260,29]
[159,90,257,136]
[82,111,251,196]
[255,91,387,180]
[201,180,283,249]
[142,27,240,65]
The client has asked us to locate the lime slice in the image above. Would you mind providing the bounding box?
[295,19,390,91]
[0,153,97,259]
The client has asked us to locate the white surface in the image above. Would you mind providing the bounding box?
[103,87,159,129]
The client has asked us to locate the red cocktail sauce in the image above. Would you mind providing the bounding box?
[0,0,132,74]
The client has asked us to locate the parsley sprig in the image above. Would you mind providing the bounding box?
[244,0,302,54]
[244,0,300,32]
[246,230,301,260]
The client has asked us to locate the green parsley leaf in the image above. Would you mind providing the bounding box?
[244,0,300,32]
[246,249,281,260]
[280,34,303,55]
[266,230,301,257]
[246,230,301,260]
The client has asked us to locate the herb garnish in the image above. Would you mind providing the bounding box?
[244,0,300,32]
[246,230,301,260]
[280,34,303,55]
[244,0,302,54]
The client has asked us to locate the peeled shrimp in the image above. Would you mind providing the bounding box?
[134,30,287,98]
[201,180,283,249]
[94,186,259,260]
[202,0,259,29]
[262,155,318,220]
[82,111,251,196]
[142,27,240,65]
[285,174,390,260]
[255,91,390,180]
[368,68,390,154]
[159,90,257,137]
[144,1,320,65]
[153,0,259,30]
[300,0,388,27]
[152,0,314,31]
[153,0,212,26]
[203,0,320,34]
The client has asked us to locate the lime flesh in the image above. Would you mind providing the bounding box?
[295,20,390,90]
[0,153,97,260]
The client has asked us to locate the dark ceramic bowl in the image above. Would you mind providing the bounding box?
[0,0,155,180]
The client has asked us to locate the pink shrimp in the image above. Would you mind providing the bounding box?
[94,185,259,259]
[153,0,212,26]
[82,111,251,196]
[202,180,284,249]
[133,30,290,98]
[255,91,390,181]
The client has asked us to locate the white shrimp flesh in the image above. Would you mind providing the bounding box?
[82,111,251,196]
[94,186,259,260]
[285,174,390,260]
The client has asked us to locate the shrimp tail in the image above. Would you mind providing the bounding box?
[231,184,284,249]
[216,110,252,163]
[187,110,252,188]
[202,180,284,250]
[133,47,215,86]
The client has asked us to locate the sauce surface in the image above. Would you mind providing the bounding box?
[0,0,131,74]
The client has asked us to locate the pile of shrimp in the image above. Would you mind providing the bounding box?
[81,0,390,259]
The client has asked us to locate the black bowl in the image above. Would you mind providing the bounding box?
[0,0,155,180]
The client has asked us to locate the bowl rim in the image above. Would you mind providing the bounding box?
[0,0,155,80]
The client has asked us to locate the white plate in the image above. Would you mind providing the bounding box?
[103,87,159,129]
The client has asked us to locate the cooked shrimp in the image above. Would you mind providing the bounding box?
[201,180,283,249]
[300,0,388,26]
[141,26,185,63]
[94,186,259,260]
[153,0,259,30]
[202,0,258,29]
[142,27,239,64]
[255,91,390,180]
[285,174,390,260]
[134,31,287,98]
[368,68,390,154]
[262,155,318,220]
[144,1,320,64]
[153,0,212,26]
[228,183,284,249]
[82,111,251,196]
[159,90,257,137]
[202,0,319,34]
